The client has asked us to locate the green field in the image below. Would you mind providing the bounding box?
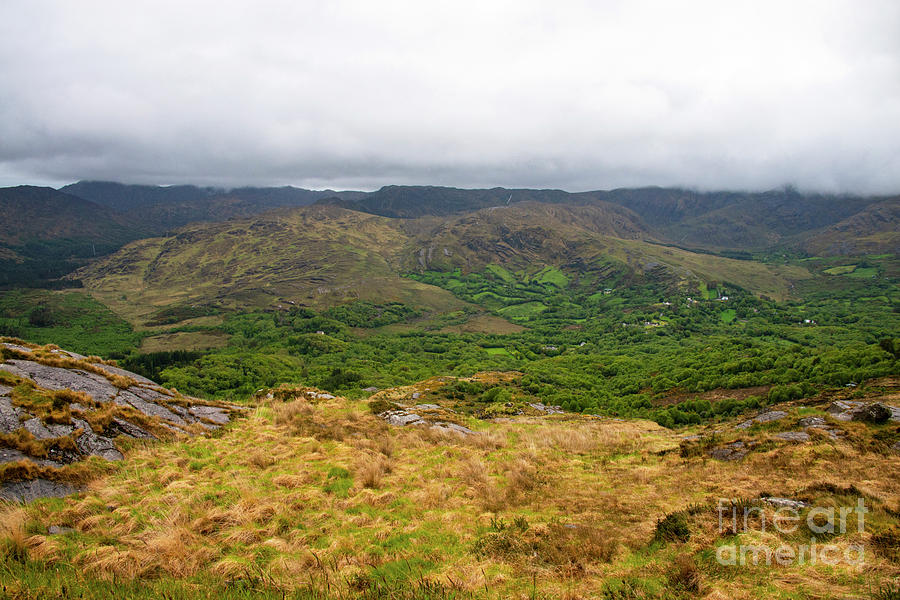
[533,265,569,287]
[483,347,512,356]
[848,266,878,278]
[823,264,858,275]
[719,308,736,323]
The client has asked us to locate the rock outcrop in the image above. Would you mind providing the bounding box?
[0,340,242,502]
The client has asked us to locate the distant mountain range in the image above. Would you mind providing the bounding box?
[0,180,896,288]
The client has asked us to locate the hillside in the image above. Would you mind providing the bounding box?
[802,200,900,256]
[76,204,467,326]
[1,341,898,599]
[0,186,142,287]
[0,186,139,249]
[594,187,880,252]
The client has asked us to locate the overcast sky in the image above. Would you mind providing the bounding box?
[1,1,899,193]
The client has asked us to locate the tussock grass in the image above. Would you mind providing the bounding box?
[1,385,898,599]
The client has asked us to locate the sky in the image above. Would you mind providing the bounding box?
[1,1,899,193]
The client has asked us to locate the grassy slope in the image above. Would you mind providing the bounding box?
[3,378,899,599]
[78,205,467,328]
[402,203,811,301]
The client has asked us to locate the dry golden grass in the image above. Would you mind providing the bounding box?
[2,385,898,599]
[0,505,28,562]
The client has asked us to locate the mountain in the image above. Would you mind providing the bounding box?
[324,184,895,255]
[0,186,143,287]
[612,188,879,252]
[0,186,135,247]
[333,185,577,218]
[801,199,900,256]
[62,181,366,234]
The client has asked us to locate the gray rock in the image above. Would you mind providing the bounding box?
[755,410,788,423]
[0,479,80,503]
[709,441,749,461]
[761,497,809,510]
[0,448,64,468]
[2,342,34,354]
[851,403,892,424]
[774,431,811,443]
[2,360,117,403]
[188,405,230,425]
[529,402,565,415]
[72,419,123,461]
[46,423,75,437]
[69,402,89,413]
[91,363,155,385]
[411,392,421,400]
[413,404,442,411]
[50,348,86,360]
[23,417,54,440]
[430,422,478,436]
[363,387,379,392]
[681,434,702,442]
[380,411,425,426]
[798,416,827,429]
[108,418,156,439]
[47,525,74,535]
[0,362,27,378]
[168,404,197,422]
[0,396,24,434]
[0,384,13,395]
[0,448,30,464]
[893,441,900,453]
[736,410,788,430]
[827,400,863,421]
[116,389,186,425]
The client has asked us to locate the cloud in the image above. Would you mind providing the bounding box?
[1,0,899,193]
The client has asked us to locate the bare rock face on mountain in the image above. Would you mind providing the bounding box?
[0,340,243,502]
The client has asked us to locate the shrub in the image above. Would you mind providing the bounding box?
[653,511,690,543]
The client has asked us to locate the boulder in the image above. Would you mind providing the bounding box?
[827,400,863,421]
[851,403,892,424]
[709,441,749,461]
[380,411,425,426]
